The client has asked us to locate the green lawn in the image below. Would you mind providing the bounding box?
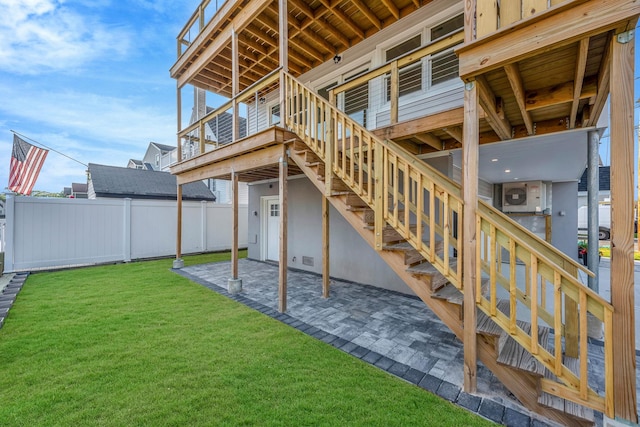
[0,252,492,426]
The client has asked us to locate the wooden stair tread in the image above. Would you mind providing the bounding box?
[383,242,414,251]
[477,299,511,337]
[563,357,595,422]
[496,321,550,377]
[431,283,463,306]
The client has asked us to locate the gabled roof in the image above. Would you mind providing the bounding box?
[88,163,215,201]
[150,142,175,153]
[71,183,88,193]
[128,159,143,166]
[578,166,610,192]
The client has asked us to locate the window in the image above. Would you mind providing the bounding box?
[155,154,160,167]
[343,69,369,126]
[430,49,458,86]
[430,14,464,40]
[385,34,423,100]
[270,203,279,217]
[270,104,281,126]
[317,82,337,101]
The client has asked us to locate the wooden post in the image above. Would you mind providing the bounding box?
[322,195,330,298]
[278,0,288,73]
[609,29,638,424]
[564,264,579,358]
[232,27,239,143]
[464,1,476,43]
[175,184,183,268]
[390,61,399,125]
[462,79,478,393]
[279,148,288,312]
[231,171,239,280]
[374,141,384,251]
[177,84,182,162]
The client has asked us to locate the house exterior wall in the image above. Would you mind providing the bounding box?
[248,177,413,294]
[551,181,580,261]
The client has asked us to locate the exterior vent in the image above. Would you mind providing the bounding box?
[302,256,314,266]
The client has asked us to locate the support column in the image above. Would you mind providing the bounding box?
[177,84,182,162]
[228,171,242,294]
[232,28,239,143]
[609,29,637,424]
[322,195,330,298]
[278,0,288,126]
[587,130,600,291]
[279,148,288,312]
[173,185,184,269]
[462,79,479,393]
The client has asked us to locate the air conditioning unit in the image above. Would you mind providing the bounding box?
[502,181,547,213]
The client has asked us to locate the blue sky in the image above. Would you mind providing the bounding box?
[0,1,639,193]
[0,0,200,192]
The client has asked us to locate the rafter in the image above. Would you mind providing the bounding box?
[476,75,512,140]
[504,63,534,135]
[570,37,590,128]
[352,0,382,29]
[381,0,401,19]
[317,0,365,40]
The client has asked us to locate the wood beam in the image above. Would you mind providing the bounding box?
[570,38,590,128]
[457,0,640,79]
[413,133,444,151]
[587,32,613,127]
[476,75,512,140]
[352,0,382,30]
[462,80,479,393]
[504,63,534,135]
[231,171,239,279]
[317,0,365,40]
[609,27,638,424]
[373,107,481,140]
[381,0,400,20]
[322,195,330,298]
[443,126,463,143]
[278,147,288,313]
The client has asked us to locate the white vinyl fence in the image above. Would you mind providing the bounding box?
[3,196,248,272]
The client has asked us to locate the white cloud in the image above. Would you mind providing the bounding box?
[0,0,131,74]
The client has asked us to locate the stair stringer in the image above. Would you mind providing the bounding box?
[287,145,594,427]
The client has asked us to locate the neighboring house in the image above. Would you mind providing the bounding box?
[87,163,215,201]
[169,1,639,424]
[71,183,88,199]
[142,142,177,172]
[127,159,153,170]
[577,166,611,208]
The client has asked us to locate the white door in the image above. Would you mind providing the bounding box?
[266,199,280,261]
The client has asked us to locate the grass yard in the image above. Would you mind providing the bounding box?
[0,252,492,426]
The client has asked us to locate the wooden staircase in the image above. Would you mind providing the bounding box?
[282,71,613,426]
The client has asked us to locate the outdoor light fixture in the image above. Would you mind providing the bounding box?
[259,97,266,104]
[333,54,342,64]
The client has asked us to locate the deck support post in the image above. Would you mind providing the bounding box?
[587,130,600,292]
[177,84,182,162]
[232,27,239,143]
[462,79,478,393]
[322,195,330,298]
[609,28,638,424]
[228,171,242,294]
[278,148,288,312]
[173,184,184,269]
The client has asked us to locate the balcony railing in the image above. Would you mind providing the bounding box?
[177,0,227,57]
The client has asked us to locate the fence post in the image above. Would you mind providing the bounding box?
[123,198,132,262]
[4,194,14,273]
[201,200,208,252]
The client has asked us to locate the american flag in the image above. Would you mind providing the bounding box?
[8,134,48,195]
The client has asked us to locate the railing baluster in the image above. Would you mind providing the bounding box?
[404,162,410,235]
[530,253,539,354]
[443,193,450,276]
[509,239,517,335]
[579,290,588,400]
[341,116,347,179]
[349,122,355,184]
[490,224,497,316]
[367,136,373,204]
[604,308,614,418]
[554,271,562,376]
[358,128,364,195]
[476,215,482,302]
[416,173,423,252]
[428,182,435,262]
[393,155,399,228]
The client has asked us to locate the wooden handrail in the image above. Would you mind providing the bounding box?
[330,31,464,96]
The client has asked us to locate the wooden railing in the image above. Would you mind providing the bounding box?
[178,69,281,159]
[473,0,573,39]
[477,201,614,417]
[284,70,613,417]
[329,30,464,127]
[284,70,463,287]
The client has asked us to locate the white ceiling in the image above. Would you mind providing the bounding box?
[449,128,593,184]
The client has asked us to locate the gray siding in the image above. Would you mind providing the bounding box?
[248,177,413,294]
